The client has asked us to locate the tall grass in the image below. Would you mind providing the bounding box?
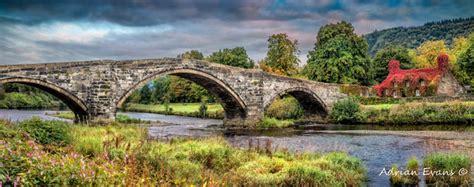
[0,119,367,186]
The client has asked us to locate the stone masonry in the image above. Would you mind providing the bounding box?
[0,58,347,126]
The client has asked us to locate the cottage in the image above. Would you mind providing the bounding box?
[373,54,464,98]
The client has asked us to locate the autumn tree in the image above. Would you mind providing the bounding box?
[260,33,299,76]
[457,33,474,87]
[206,47,254,68]
[303,21,373,85]
[413,40,448,68]
[373,46,414,82]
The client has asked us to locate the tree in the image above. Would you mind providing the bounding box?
[457,33,474,87]
[152,76,170,104]
[177,50,204,60]
[373,46,414,83]
[413,40,448,68]
[0,84,5,100]
[260,33,299,76]
[139,84,152,104]
[304,21,373,85]
[206,47,254,68]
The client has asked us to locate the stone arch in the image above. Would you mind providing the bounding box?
[265,87,328,117]
[116,68,247,120]
[0,77,89,122]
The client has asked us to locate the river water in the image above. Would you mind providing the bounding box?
[1,109,472,186]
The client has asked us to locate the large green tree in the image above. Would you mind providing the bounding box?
[457,33,474,87]
[206,47,254,68]
[261,33,299,76]
[373,46,414,83]
[304,21,373,85]
[139,84,152,104]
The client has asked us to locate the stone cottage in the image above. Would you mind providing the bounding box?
[373,54,464,98]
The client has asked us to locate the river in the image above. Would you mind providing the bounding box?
[1,109,472,186]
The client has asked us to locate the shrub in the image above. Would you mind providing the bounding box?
[390,156,420,185]
[258,117,294,128]
[265,96,304,119]
[18,117,71,146]
[330,98,361,123]
[423,153,471,186]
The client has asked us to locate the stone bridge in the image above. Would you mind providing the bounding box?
[0,58,347,126]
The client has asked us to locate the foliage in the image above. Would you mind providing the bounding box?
[304,21,373,85]
[124,103,224,119]
[265,96,304,120]
[457,33,474,87]
[389,156,419,186]
[0,83,66,109]
[358,101,474,124]
[139,83,152,104]
[373,45,414,82]
[198,97,208,118]
[330,98,361,123]
[423,153,471,186]
[18,117,71,146]
[115,114,150,124]
[365,17,474,55]
[413,40,448,68]
[206,47,254,68]
[0,120,367,186]
[260,33,299,76]
[258,117,294,128]
[177,50,204,60]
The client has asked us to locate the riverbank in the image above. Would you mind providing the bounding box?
[0,118,367,186]
[331,99,474,125]
[122,103,224,119]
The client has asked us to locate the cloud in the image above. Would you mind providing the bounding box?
[0,0,472,65]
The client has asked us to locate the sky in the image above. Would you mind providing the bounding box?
[0,0,473,65]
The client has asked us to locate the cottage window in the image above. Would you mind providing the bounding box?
[419,79,426,86]
[415,89,420,97]
[405,81,410,88]
[392,91,398,98]
[384,89,389,97]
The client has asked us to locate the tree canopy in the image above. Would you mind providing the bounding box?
[260,33,299,76]
[304,21,373,85]
[373,45,414,83]
[457,33,474,87]
[177,50,204,60]
[365,17,474,55]
[206,47,254,68]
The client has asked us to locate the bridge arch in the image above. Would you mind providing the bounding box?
[116,68,247,121]
[0,77,89,122]
[265,87,328,117]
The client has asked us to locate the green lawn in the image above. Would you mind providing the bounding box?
[362,103,396,109]
[126,103,223,113]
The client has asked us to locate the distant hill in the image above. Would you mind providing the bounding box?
[364,17,474,55]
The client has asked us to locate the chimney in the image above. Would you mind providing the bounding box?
[437,54,449,72]
[388,60,400,74]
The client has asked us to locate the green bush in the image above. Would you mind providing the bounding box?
[330,98,361,123]
[258,117,294,128]
[390,156,420,185]
[18,117,71,146]
[423,153,471,186]
[265,96,304,120]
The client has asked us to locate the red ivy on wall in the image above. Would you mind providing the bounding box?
[373,54,449,97]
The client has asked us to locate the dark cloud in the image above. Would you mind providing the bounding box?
[0,0,472,65]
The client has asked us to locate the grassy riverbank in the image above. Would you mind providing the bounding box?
[123,103,224,119]
[331,99,474,125]
[0,118,367,186]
